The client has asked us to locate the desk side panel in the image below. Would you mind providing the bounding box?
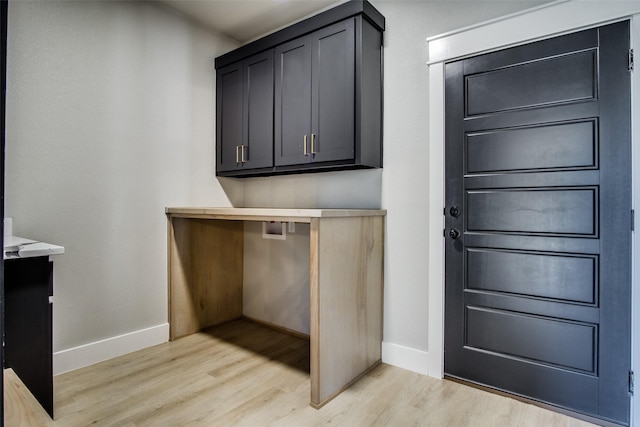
[169,217,244,339]
[311,216,384,406]
[169,217,191,340]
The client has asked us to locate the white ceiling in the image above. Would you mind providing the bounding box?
[159,0,342,43]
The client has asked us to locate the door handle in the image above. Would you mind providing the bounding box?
[311,133,316,155]
[236,145,240,164]
[448,228,461,240]
[303,135,308,156]
[241,145,246,163]
[449,206,460,217]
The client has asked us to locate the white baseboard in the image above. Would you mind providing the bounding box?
[53,323,169,375]
[381,341,429,376]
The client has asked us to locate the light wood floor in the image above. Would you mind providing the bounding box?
[6,319,596,426]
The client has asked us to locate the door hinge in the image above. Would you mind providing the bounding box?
[629,49,634,71]
[629,371,634,395]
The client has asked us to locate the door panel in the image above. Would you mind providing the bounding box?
[445,21,631,425]
[457,345,601,414]
[243,50,274,170]
[275,38,312,166]
[466,120,597,174]
[466,49,596,116]
[465,307,596,373]
[466,187,597,235]
[216,63,243,172]
[311,19,355,163]
[466,248,597,303]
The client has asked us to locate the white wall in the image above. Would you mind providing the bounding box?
[6,0,549,375]
[243,222,311,335]
[5,0,240,372]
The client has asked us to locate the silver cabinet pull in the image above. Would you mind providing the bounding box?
[311,133,316,155]
[303,134,308,156]
[241,145,246,163]
[236,145,240,163]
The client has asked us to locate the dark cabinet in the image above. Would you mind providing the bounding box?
[275,19,355,167]
[4,256,54,417]
[215,0,384,177]
[217,50,274,173]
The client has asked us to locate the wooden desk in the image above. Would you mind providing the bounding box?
[166,208,385,408]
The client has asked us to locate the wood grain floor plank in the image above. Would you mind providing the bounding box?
[4,369,56,427]
[6,320,597,426]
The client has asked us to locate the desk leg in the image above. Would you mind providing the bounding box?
[168,217,244,340]
[310,216,384,408]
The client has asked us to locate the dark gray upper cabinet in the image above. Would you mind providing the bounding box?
[275,19,355,167]
[217,50,274,173]
[215,0,384,177]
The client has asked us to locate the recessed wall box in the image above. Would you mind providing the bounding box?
[262,221,286,240]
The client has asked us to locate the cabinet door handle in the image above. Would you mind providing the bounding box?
[311,133,316,155]
[236,145,240,163]
[241,145,246,163]
[303,135,308,156]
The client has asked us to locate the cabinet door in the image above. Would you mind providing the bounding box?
[5,257,54,417]
[216,62,243,172]
[242,50,274,170]
[311,19,355,163]
[275,37,313,166]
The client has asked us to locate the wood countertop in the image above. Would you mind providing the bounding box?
[166,207,387,223]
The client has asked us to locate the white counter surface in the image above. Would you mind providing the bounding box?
[4,235,65,259]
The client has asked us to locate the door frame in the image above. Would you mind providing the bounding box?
[427,0,640,424]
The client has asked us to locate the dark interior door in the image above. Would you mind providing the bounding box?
[444,21,631,425]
